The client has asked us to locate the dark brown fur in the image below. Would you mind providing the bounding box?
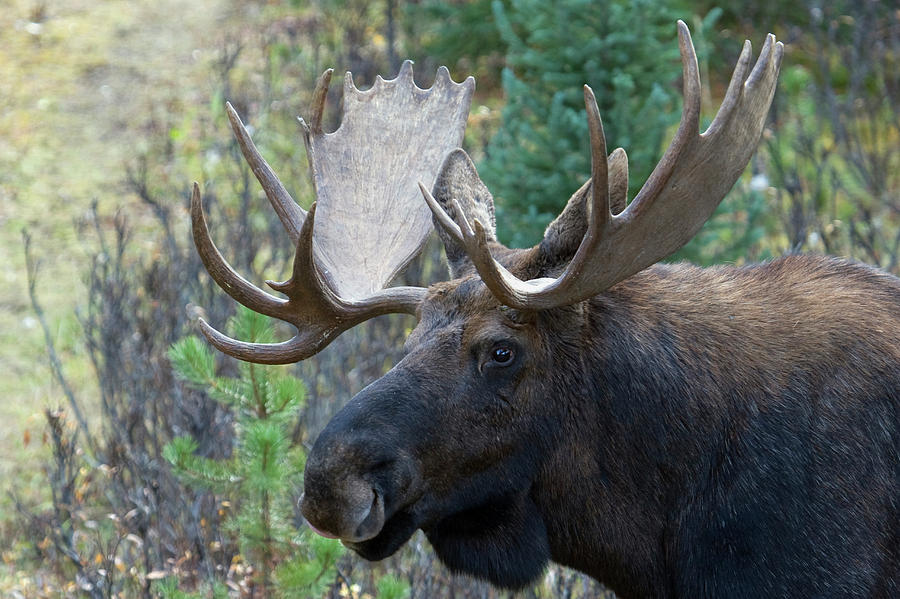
[532,256,900,596]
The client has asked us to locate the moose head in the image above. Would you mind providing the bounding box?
[191,21,900,597]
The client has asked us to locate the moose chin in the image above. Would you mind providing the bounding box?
[190,21,899,599]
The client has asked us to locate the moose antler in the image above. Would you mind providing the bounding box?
[193,61,475,363]
[424,21,783,310]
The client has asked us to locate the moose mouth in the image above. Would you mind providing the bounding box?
[340,508,420,561]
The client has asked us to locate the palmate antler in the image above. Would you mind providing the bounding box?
[423,21,783,310]
[193,61,474,364]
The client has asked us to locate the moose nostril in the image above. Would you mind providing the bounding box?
[352,489,385,542]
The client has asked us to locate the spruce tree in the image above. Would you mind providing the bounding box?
[480,0,686,247]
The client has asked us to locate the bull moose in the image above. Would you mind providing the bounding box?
[190,21,899,598]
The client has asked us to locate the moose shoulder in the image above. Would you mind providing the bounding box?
[190,21,899,599]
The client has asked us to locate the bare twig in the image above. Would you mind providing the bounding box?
[22,229,93,447]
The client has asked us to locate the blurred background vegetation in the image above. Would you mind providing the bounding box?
[1,0,898,597]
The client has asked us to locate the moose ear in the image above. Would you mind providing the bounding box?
[431,149,498,278]
[538,148,629,269]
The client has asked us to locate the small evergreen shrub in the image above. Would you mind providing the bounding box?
[164,307,349,598]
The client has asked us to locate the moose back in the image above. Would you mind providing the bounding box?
[190,22,899,598]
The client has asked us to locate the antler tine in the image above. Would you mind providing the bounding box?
[562,85,613,284]
[419,182,540,302]
[705,40,752,138]
[197,318,330,365]
[267,199,425,321]
[419,182,464,244]
[630,20,702,211]
[397,59,414,82]
[196,281,427,365]
[584,85,610,232]
[420,181,532,302]
[458,206,552,302]
[305,68,333,136]
[191,183,289,320]
[266,201,332,298]
[419,84,625,309]
[421,189,555,305]
[226,103,306,245]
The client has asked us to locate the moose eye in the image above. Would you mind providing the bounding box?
[491,346,514,365]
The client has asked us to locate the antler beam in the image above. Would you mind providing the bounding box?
[192,186,426,364]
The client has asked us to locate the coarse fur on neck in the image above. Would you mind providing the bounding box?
[526,256,900,597]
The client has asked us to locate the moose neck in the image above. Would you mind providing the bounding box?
[531,264,740,597]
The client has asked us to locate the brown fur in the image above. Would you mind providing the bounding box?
[528,255,900,596]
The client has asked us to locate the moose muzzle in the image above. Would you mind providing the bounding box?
[300,468,385,542]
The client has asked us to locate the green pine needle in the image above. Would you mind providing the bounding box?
[376,574,411,599]
[169,336,216,388]
[266,376,307,414]
[230,305,276,344]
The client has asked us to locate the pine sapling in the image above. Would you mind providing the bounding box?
[164,306,343,598]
